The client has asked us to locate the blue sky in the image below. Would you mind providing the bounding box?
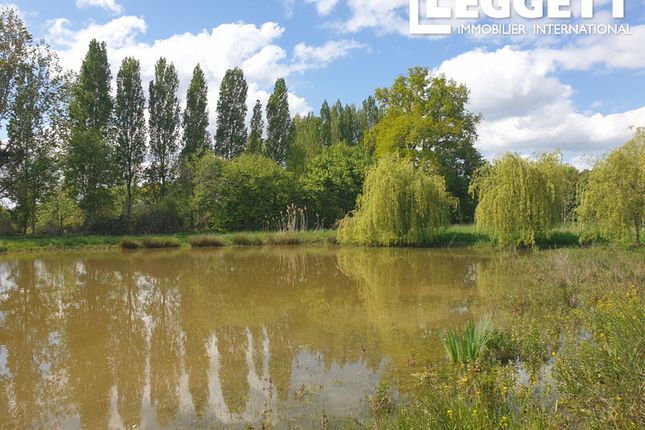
[4,0,645,166]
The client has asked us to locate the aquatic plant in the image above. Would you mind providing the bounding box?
[190,236,227,248]
[119,238,143,249]
[443,316,494,364]
[140,237,181,248]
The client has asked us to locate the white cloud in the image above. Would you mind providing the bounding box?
[75,0,123,14]
[46,16,364,130]
[436,42,645,159]
[305,0,340,16]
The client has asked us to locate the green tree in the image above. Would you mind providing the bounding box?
[469,152,567,247]
[191,151,224,231]
[338,156,456,246]
[114,57,146,229]
[65,39,114,227]
[246,99,264,154]
[578,130,645,246]
[196,154,295,231]
[182,64,210,158]
[319,100,331,147]
[369,67,483,222]
[0,7,32,138]
[215,67,247,159]
[288,113,321,175]
[300,143,372,228]
[2,43,63,234]
[148,57,180,198]
[266,78,291,165]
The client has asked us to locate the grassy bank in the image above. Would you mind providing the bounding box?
[358,247,644,429]
[0,224,597,254]
[0,229,336,254]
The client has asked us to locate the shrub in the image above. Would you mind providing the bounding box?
[190,236,227,248]
[442,316,494,364]
[119,238,143,249]
[299,143,372,228]
[132,197,184,234]
[337,156,456,246]
[141,237,181,249]
[195,154,296,231]
[470,152,568,247]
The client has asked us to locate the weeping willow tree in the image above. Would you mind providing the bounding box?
[578,129,644,247]
[337,156,456,246]
[469,152,567,247]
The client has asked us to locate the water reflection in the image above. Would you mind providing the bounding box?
[0,247,488,429]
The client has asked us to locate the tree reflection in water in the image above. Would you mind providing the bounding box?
[0,247,489,428]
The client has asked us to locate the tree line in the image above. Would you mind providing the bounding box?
[0,8,482,235]
[2,7,641,245]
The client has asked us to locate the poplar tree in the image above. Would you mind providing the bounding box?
[319,100,331,147]
[215,67,247,159]
[148,57,180,198]
[266,78,291,165]
[247,99,264,154]
[65,39,114,226]
[114,57,146,228]
[182,64,210,158]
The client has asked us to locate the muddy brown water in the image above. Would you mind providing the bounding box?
[0,246,495,429]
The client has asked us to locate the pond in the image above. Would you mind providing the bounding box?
[0,246,497,429]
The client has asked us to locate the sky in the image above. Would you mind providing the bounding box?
[3,0,645,168]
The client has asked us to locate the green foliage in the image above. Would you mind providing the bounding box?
[189,235,226,248]
[246,99,264,154]
[132,196,184,234]
[191,151,225,231]
[319,100,332,147]
[338,156,456,246]
[266,78,291,165]
[3,40,62,234]
[215,67,248,159]
[148,57,181,198]
[288,113,322,174]
[182,64,210,158]
[65,39,115,226]
[230,233,264,246]
[555,288,644,428]
[195,154,296,231]
[470,152,568,247]
[140,236,181,248]
[37,183,82,234]
[299,143,372,228]
[442,316,493,364]
[368,67,483,222]
[119,238,143,249]
[0,6,32,126]
[578,129,645,246]
[114,57,146,227]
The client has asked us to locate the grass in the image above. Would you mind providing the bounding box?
[189,236,227,248]
[0,229,336,254]
[140,237,181,248]
[362,247,645,429]
[442,316,494,364]
[0,224,629,254]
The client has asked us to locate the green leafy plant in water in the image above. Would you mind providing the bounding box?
[443,316,494,364]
